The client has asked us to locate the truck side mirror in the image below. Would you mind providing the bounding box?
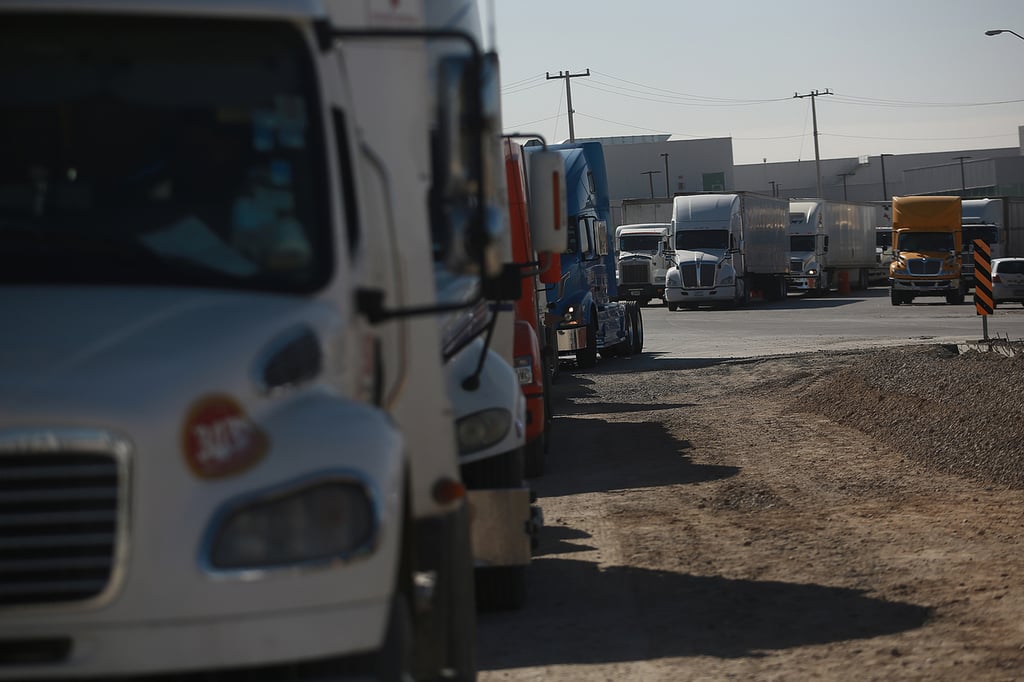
[527,150,567,254]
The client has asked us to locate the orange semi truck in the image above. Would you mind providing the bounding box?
[504,138,562,478]
[889,195,965,306]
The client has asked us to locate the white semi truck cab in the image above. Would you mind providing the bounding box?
[0,0,565,678]
[615,223,674,306]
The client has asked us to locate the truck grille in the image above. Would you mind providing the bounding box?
[679,263,717,288]
[790,258,804,272]
[619,262,650,285]
[0,445,123,608]
[907,258,942,275]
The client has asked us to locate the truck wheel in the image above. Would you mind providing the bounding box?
[461,447,525,489]
[667,302,678,312]
[948,284,966,305]
[629,303,644,354]
[475,565,527,611]
[443,502,478,681]
[890,289,902,306]
[374,592,415,681]
[576,314,598,368]
[524,433,545,478]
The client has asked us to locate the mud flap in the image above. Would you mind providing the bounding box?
[467,488,533,567]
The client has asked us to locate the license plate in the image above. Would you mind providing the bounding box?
[629,289,643,295]
[693,291,704,297]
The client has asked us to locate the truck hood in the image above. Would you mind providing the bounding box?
[618,251,654,262]
[676,249,726,265]
[0,286,338,420]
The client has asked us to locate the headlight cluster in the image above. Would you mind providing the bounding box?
[718,273,734,286]
[209,481,376,570]
[666,271,680,285]
[456,408,511,455]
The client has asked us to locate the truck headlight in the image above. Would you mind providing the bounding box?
[456,408,511,454]
[667,271,679,285]
[718,272,734,286]
[208,480,376,570]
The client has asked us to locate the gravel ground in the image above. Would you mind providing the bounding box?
[807,344,1024,488]
[478,343,1024,681]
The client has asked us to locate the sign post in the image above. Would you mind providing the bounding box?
[972,238,993,340]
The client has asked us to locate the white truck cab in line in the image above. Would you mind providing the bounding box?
[0,0,565,679]
[615,223,674,306]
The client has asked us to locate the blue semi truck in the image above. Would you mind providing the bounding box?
[529,141,643,368]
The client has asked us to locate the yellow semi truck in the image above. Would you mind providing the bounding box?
[889,196,965,306]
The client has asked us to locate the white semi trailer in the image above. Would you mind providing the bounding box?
[665,192,789,310]
[786,199,881,294]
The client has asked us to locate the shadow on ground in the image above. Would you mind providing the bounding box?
[477,555,931,668]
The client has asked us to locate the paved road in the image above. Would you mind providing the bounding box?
[639,286,1024,360]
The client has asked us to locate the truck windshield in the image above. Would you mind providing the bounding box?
[789,235,815,252]
[676,229,729,251]
[619,235,662,252]
[0,15,330,292]
[896,232,954,252]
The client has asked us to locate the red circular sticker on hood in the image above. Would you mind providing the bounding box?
[182,394,269,478]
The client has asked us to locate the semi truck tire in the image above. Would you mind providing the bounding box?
[375,592,415,681]
[524,434,545,478]
[443,503,478,680]
[946,284,966,305]
[628,302,644,354]
[475,565,527,612]
[576,312,598,368]
[667,302,678,312]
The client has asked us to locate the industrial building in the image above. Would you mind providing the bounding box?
[577,126,1024,226]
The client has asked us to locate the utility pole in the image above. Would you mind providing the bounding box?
[953,155,972,194]
[838,171,855,200]
[641,170,661,199]
[793,89,833,198]
[880,153,893,201]
[660,153,670,198]
[546,69,590,141]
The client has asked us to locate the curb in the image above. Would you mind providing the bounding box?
[956,340,1024,357]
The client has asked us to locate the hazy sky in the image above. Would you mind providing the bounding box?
[484,1,1024,165]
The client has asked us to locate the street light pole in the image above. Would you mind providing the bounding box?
[660,153,670,198]
[880,153,893,201]
[838,171,854,200]
[953,155,971,194]
[641,170,661,199]
[985,29,1024,41]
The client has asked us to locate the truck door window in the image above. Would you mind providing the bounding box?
[0,15,332,292]
[332,109,360,255]
[578,217,592,257]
